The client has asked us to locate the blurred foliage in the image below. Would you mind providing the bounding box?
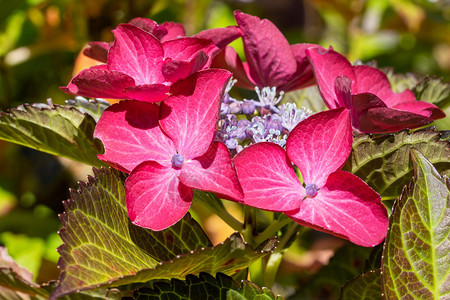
[0,0,448,298]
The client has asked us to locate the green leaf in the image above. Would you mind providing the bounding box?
[0,103,106,167]
[102,232,276,289]
[381,149,449,299]
[343,129,450,199]
[131,272,281,300]
[340,269,381,300]
[65,97,110,122]
[413,77,450,108]
[0,268,48,299]
[52,167,212,299]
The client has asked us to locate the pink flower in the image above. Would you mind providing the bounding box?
[233,108,389,246]
[306,47,445,133]
[94,69,243,230]
[83,18,241,64]
[62,23,220,103]
[212,11,318,92]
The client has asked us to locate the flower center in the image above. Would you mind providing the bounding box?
[305,183,319,198]
[171,153,184,168]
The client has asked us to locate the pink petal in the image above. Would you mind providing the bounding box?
[286,108,352,188]
[160,22,186,42]
[350,93,387,130]
[125,161,192,231]
[287,171,388,247]
[180,142,243,201]
[357,106,434,133]
[306,47,357,109]
[62,67,135,99]
[162,37,218,66]
[353,65,393,99]
[109,24,165,85]
[280,43,319,91]
[234,10,297,88]
[211,46,255,89]
[383,89,417,107]
[123,84,170,103]
[128,17,168,40]
[160,69,231,159]
[162,52,209,83]
[94,101,176,172]
[83,41,109,63]
[196,26,243,50]
[232,142,304,212]
[392,101,446,119]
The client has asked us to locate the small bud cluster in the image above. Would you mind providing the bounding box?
[217,81,313,155]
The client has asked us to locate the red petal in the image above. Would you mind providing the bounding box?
[286,108,352,188]
[287,171,388,247]
[125,161,192,231]
[180,142,243,201]
[62,67,135,99]
[233,142,304,212]
[124,83,170,102]
[357,107,434,133]
[393,101,446,119]
[196,26,243,50]
[128,17,168,40]
[109,24,165,85]
[306,47,356,109]
[160,69,231,159]
[83,41,109,63]
[234,11,297,88]
[383,89,417,107]
[162,52,209,83]
[160,22,186,42]
[162,37,218,66]
[94,101,176,172]
[279,43,319,91]
[353,65,393,99]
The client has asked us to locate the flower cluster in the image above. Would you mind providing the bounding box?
[63,10,445,246]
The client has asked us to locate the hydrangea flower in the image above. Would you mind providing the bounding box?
[233,108,389,246]
[212,11,319,92]
[306,47,445,133]
[62,24,220,103]
[94,69,243,230]
[83,17,241,64]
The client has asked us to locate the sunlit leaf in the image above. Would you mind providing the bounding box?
[0,104,105,167]
[131,272,280,299]
[52,167,211,299]
[340,269,381,300]
[65,97,110,122]
[413,76,450,108]
[343,128,449,199]
[381,149,449,299]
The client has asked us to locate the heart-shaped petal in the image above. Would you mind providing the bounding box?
[125,161,192,231]
[234,10,297,89]
[109,24,165,85]
[286,108,352,188]
[233,142,304,212]
[160,69,231,159]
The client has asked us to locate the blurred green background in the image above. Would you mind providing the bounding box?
[0,0,448,292]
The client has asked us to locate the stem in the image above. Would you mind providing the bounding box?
[263,222,300,288]
[194,191,243,232]
[253,215,292,244]
[249,259,264,287]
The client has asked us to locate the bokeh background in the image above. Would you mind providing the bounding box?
[0,0,448,297]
